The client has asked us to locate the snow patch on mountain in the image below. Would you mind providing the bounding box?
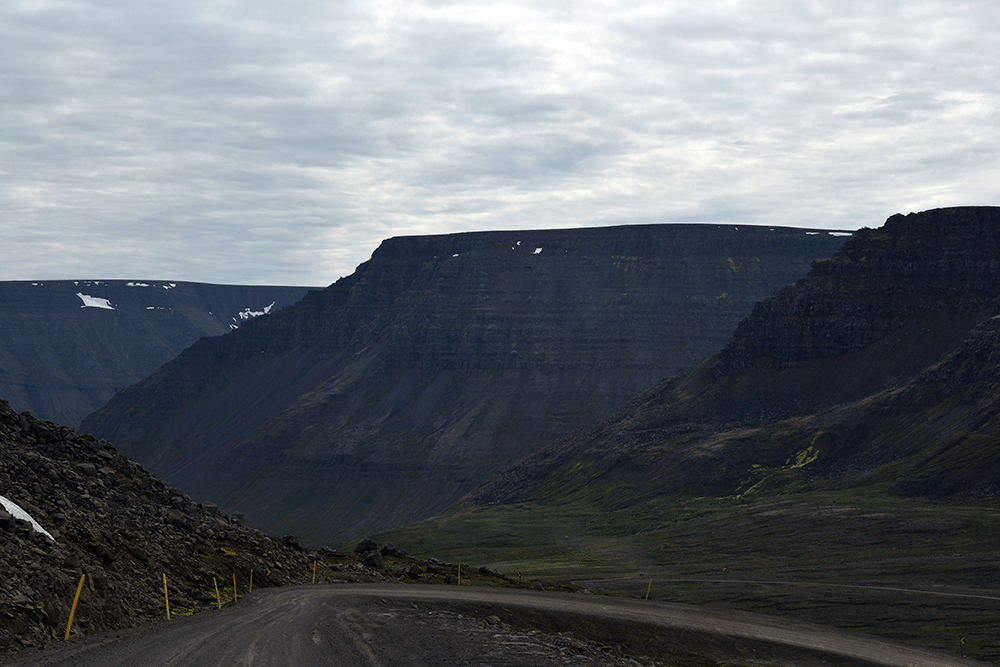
[76,293,115,310]
[229,302,276,330]
[0,495,55,542]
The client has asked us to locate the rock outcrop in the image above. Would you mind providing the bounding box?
[80,224,848,544]
[0,280,312,426]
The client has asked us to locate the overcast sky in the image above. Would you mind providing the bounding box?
[2,0,997,286]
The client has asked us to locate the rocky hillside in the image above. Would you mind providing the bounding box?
[0,281,312,427]
[472,207,1000,506]
[80,224,848,545]
[0,398,397,658]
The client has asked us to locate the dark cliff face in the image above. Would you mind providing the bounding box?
[473,206,1000,506]
[80,224,848,545]
[0,281,312,426]
[715,207,1000,376]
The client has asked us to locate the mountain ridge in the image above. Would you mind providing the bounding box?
[81,223,849,544]
[469,206,1000,507]
[0,280,313,426]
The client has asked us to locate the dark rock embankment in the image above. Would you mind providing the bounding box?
[0,399,385,657]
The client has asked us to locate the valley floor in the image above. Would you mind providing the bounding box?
[377,492,1000,664]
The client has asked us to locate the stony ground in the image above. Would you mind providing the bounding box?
[0,399,396,657]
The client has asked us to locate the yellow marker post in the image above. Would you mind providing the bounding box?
[233,573,237,602]
[64,574,86,640]
[214,577,221,609]
[163,573,171,620]
[645,579,652,601]
[457,564,461,586]
[249,569,253,594]
[312,561,316,584]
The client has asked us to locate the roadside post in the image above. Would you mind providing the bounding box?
[64,574,86,640]
[163,573,171,619]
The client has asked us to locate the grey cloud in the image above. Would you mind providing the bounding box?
[1,0,998,285]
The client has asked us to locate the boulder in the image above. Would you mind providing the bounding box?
[355,538,377,554]
[362,551,383,570]
[379,542,402,557]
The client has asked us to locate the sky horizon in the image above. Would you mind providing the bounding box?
[3,1,997,287]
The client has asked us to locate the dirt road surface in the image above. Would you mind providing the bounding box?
[6,584,988,667]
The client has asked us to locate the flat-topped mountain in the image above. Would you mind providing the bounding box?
[472,207,1000,506]
[81,224,849,544]
[0,280,312,426]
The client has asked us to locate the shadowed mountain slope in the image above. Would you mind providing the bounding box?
[0,281,312,426]
[80,224,848,544]
[471,207,1000,507]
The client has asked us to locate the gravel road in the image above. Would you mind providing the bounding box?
[6,584,989,667]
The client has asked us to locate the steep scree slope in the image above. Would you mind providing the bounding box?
[472,207,1000,506]
[80,224,848,544]
[0,281,312,426]
[0,399,387,659]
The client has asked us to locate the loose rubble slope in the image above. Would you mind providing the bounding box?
[0,399,384,658]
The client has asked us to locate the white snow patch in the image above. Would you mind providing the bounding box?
[76,293,115,310]
[517,241,521,246]
[126,282,150,287]
[806,231,819,235]
[232,302,275,327]
[829,232,853,237]
[0,495,55,542]
[533,247,542,254]
[163,283,177,290]
[452,253,459,257]
[31,282,42,286]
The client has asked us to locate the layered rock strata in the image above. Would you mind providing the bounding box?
[81,224,848,544]
[472,207,1000,505]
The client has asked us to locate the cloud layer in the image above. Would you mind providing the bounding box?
[3,0,998,285]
